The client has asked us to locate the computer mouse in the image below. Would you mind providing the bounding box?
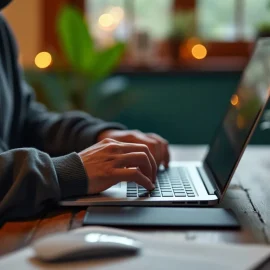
[32,227,142,262]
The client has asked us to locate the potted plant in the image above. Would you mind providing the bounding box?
[27,5,127,116]
[257,0,270,38]
[168,11,195,63]
[257,23,270,38]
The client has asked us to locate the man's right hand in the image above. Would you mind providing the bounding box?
[79,138,157,195]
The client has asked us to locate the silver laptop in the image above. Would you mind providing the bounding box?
[60,39,270,207]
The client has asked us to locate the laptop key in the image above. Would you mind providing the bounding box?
[127,188,137,191]
[151,193,161,196]
[139,193,149,197]
[174,193,186,197]
[187,194,195,197]
[162,192,173,197]
[150,194,161,197]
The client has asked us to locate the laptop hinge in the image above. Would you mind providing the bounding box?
[197,165,221,199]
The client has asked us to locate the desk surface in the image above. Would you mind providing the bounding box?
[1,145,270,257]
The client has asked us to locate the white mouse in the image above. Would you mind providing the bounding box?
[32,227,141,262]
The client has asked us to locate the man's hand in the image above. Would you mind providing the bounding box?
[79,138,157,194]
[98,130,170,168]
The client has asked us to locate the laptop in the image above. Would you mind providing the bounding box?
[60,38,270,207]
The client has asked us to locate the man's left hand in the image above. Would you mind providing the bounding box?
[98,130,170,168]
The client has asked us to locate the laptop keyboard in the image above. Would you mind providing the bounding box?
[127,167,196,198]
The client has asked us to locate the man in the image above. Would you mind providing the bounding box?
[0,0,169,221]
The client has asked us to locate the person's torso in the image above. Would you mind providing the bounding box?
[0,14,24,150]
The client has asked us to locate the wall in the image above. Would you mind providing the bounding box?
[2,0,42,68]
[92,71,270,144]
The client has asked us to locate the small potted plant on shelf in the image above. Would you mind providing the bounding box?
[257,23,270,38]
[257,0,270,38]
[168,10,195,63]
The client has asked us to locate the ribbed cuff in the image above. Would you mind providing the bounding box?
[52,153,88,199]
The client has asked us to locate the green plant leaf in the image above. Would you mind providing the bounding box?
[57,5,95,73]
[91,43,126,82]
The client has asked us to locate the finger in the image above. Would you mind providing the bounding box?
[149,138,162,168]
[98,138,119,144]
[147,133,170,168]
[118,143,157,182]
[114,152,153,182]
[134,135,162,168]
[126,132,162,168]
[114,168,155,191]
[133,136,162,168]
[146,138,162,168]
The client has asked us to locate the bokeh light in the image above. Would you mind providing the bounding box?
[186,37,201,50]
[237,115,245,129]
[231,94,239,106]
[98,13,115,29]
[35,52,52,69]
[191,44,207,60]
[109,6,124,22]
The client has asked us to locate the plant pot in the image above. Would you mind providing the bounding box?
[257,31,270,39]
[169,39,182,63]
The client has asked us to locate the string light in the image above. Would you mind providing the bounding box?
[98,13,115,29]
[110,6,124,22]
[231,94,239,106]
[35,52,52,69]
[191,44,207,60]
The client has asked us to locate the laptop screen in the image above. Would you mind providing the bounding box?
[205,39,270,193]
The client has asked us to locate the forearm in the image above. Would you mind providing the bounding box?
[23,102,126,156]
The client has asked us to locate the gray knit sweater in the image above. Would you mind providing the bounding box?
[0,13,125,221]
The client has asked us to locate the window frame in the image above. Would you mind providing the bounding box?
[42,0,253,71]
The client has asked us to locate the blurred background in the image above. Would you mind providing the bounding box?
[3,0,270,144]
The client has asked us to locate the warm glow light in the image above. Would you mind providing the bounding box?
[35,52,52,69]
[231,94,239,106]
[109,6,124,22]
[191,44,207,60]
[98,13,115,29]
[237,115,245,129]
[186,37,201,50]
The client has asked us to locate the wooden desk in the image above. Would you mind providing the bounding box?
[1,145,270,258]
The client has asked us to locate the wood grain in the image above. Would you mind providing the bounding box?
[70,210,86,230]
[30,209,73,243]
[0,218,41,256]
[234,146,270,243]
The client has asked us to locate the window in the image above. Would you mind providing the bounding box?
[197,0,270,41]
[86,0,173,46]
[42,0,270,70]
[87,0,270,43]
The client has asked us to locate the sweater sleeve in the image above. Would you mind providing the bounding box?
[21,81,126,156]
[0,144,88,222]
